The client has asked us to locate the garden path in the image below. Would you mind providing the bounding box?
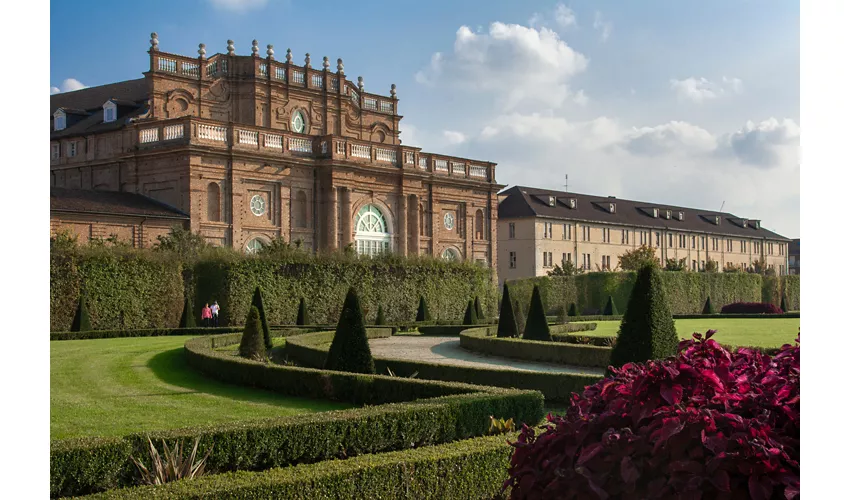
[368,336,605,376]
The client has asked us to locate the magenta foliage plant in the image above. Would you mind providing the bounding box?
[505,330,799,500]
[719,302,783,314]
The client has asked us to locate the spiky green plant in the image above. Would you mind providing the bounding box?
[702,296,715,314]
[474,296,484,321]
[488,416,516,435]
[179,296,196,328]
[70,294,92,332]
[523,285,551,341]
[415,295,431,322]
[375,304,386,325]
[497,283,519,338]
[251,286,272,349]
[780,295,788,313]
[603,295,619,316]
[239,306,266,361]
[296,297,308,326]
[568,303,577,317]
[130,436,212,485]
[324,287,375,374]
[463,299,478,325]
[514,299,526,336]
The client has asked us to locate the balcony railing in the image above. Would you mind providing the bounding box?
[164,124,184,141]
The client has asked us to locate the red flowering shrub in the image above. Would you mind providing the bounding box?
[505,331,799,499]
[719,302,783,314]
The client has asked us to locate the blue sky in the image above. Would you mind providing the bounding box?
[50,0,800,237]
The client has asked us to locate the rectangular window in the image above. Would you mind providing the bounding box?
[727,239,733,252]
[548,252,553,267]
[562,224,567,239]
[621,229,628,244]
[51,144,59,159]
[668,234,673,248]
[562,253,567,265]
[508,223,515,239]
[701,260,705,271]
[712,238,719,251]
[601,255,611,270]
[67,142,77,157]
[105,107,115,122]
[546,223,553,239]
[602,228,610,243]
[655,232,661,247]
[701,237,705,250]
[692,260,697,271]
[509,251,516,269]
[692,236,696,249]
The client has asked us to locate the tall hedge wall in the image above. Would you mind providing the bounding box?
[195,256,496,326]
[507,272,800,316]
[50,247,184,331]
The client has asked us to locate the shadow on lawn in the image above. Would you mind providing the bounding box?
[146,347,349,410]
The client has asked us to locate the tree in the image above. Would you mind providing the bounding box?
[70,294,92,332]
[780,295,788,313]
[609,264,678,370]
[375,304,386,325]
[179,296,196,328]
[547,260,582,277]
[153,226,209,259]
[463,299,479,325]
[664,257,687,271]
[252,286,272,349]
[239,306,266,361]
[568,303,578,317]
[497,283,519,338]
[723,263,743,273]
[523,285,552,341]
[416,296,431,322]
[324,287,375,374]
[474,296,484,321]
[618,245,658,272]
[704,260,719,273]
[702,296,715,314]
[514,299,526,336]
[296,298,308,326]
[603,296,619,316]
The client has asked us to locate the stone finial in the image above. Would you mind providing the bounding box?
[304,53,312,68]
[251,39,259,57]
[267,44,275,59]
[150,32,159,51]
[357,76,364,91]
[322,56,330,70]
[226,39,235,55]
[198,43,207,58]
[286,48,292,63]
[337,58,344,72]
[390,83,397,98]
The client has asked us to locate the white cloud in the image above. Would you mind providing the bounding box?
[670,76,744,103]
[414,23,589,111]
[593,12,612,42]
[50,78,87,95]
[623,121,717,156]
[206,0,268,13]
[555,4,577,28]
[719,118,800,167]
[572,89,589,106]
[443,130,467,145]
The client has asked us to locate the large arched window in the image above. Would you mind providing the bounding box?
[475,209,484,240]
[207,182,221,222]
[245,237,265,254]
[354,204,391,257]
[442,247,460,262]
[294,190,307,228]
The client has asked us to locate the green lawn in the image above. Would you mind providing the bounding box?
[51,336,352,440]
[575,318,800,348]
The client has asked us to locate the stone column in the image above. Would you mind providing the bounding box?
[408,194,420,256]
[341,187,353,248]
[397,194,407,256]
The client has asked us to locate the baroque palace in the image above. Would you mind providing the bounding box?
[50,34,500,266]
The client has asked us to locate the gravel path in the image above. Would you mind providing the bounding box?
[368,336,605,376]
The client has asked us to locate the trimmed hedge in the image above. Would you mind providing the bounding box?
[417,325,474,336]
[508,271,800,317]
[285,328,603,403]
[460,327,611,368]
[79,434,516,499]
[50,331,543,498]
[720,302,783,314]
[49,327,243,341]
[555,334,789,356]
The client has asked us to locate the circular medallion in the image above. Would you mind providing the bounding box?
[291,111,305,134]
[444,212,455,230]
[250,194,266,216]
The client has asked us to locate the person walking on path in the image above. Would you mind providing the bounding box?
[211,301,220,327]
[201,303,212,327]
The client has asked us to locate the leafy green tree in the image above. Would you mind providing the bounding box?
[70,294,92,332]
[324,287,375,374]
[463,299,479,325]
[239,306,266,361]
[704,260,719,273]
[523,285,552,341]
[609,265,678,370]
[568,303,578,317]
[497,283,519,338]
[547,259,583,276]
[603,295,619,316]
[474,296,484,320]
[702,296,715,314]
[375,304,386,325]
[664,258,687,271]
[252,286,272,349]
[296,298,308,326]
[179,296,196,328]
[416,296,431,322]
[153,226,209,259]
[618,245,658,272]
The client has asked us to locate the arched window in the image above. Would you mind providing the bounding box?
[442,247,460,261]
[207,182,221,222]
[294,190,307,228]
[354,204,391,257]
[475,209,484,240]
[245,237,265,254]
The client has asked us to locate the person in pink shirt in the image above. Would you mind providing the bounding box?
[201,303,212,327]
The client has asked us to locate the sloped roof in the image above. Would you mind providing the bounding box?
[50,79,149,139]
[51,188,188,219]
[498,185,790,241]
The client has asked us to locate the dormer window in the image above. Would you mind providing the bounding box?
[53,109,66,131]
[548,196,556,207]
[715,216,721,225]
[103,101,117,123]
[665,210,671,219]
[609,203,616,214]
[678,211,684,221]
[754,221,760,229]
[742,219,749,228]
[569,198,577,209]
[652,208,659,218]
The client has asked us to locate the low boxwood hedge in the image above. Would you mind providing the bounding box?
[79,434,516,499]
[417,325,476,336]
[672,312,800,319]
[49,325,340,341]
[51,331,543,498]
[285,328,603,403]
[459,327,612,369]
[559,334,790,356]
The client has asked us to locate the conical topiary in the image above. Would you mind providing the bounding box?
[609,264,678,370]
[603,296,619,316]
[324,287,375,374]
[780,295,788,313]
[70,294,92,332]
[239,306,266,361]
[416,295,431,322]
[296,297,308,326]
[523,285,551,341]
[375,304,386,325]
[463,299,478,325]
[252,286,272,349]
[568,303,578,317]
[702,296,715,314]
[474,296,484,321]
[514,299,526,336]
[497,283,519,338]
[179,296,196,328]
